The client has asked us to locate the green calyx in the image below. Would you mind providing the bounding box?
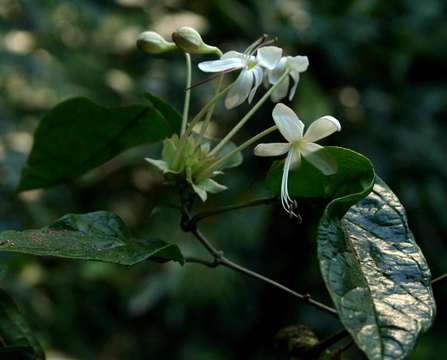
[172,27,222,56]
[137,31,177,54]
[146,134,240,201]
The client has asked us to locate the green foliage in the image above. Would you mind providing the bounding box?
[318,178,435,359]
[267,148,435,359]
[0,289,44,359]
[144,92,182,133]
[0,211,183,265]
[1,0,445,358]
[17,96,180,192]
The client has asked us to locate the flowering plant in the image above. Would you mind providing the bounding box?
[0,26,439,360]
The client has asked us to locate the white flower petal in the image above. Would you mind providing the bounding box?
[257,46,283,70]
[272,103,304,142]
[290,147,302,169]
[198,57,244,72]
[254,142,290,157]
[280,150,300,217]
[301,143,337,175]
[301,142,324,154]
[271,76,290,102]
[225,69,253,109]
[287,55,309,73]
[303,116,341,143]
[262,71,270,88]
[221,50,244,60]
[288,72,299,101]
[248,66,264,103]
[268,57,287,84]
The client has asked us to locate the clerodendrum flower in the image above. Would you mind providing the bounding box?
[266,55,309,102]
[254,103,341,217]
[198,46,283,109]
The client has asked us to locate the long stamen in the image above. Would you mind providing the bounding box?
[180,53,192,136]
[243,34,268,56]
[187,68,237,90]
[248,38,277,57]
[243,34,270,63]
[281,152,300,220]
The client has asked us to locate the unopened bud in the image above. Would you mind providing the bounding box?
[137,31,176,54]
[172,27,222,56]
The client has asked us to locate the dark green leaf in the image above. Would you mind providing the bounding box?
[318,178,435,360]
[266,147,375,216]
[18,95,179,192]
[0,289,44,359]
[144,92,182,134]
[0,211,183,265]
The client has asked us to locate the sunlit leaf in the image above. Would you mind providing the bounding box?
[318,178,436,360]
[0,211,183,265]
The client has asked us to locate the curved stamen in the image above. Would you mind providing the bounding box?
[248,38,276,57]
[281,152,300,219]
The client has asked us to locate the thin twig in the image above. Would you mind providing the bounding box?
[184,255,218,268]
[182,207,338,318]
[191,196,276,224]
[219,256,338,317]
[432,273,447,285]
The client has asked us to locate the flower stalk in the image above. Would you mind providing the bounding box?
[180,53,192,136]
[209,70,290,157]
[196,125,278,181]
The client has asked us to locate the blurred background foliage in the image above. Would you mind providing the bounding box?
[0,0,446,359]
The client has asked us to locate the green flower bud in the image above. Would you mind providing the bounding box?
[136,31,176,54]
[172,27,222,56]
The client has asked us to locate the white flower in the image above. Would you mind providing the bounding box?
[198,46,283,109]
[266,55,309,102]
[254,103,341,217]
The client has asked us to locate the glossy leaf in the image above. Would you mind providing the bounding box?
[266,146,375,215]
[0,289,44,359]
[318,178,435,360]
[0,211,183,265]
[18,95,180,192]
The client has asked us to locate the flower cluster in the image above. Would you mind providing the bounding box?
[138,27,340,218]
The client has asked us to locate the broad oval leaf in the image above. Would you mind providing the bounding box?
[0,211,183,265]
[0,289,44,359]
[18,95,181,192]
[318,178,435,360]
[266,147,375,215]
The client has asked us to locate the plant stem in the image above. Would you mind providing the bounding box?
[186,82,233,136]
[171,82,233,171]
[198,73,224,141]
[218,257,337,317]
[196,125,277,181]
[209,70,290,157]
[183,255,218,268]
[191,196,276,224]
[182,208,338,318]
[432,273,447,285]
[180,53,192,136]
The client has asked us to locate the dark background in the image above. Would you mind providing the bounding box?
[0,0,446,359]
